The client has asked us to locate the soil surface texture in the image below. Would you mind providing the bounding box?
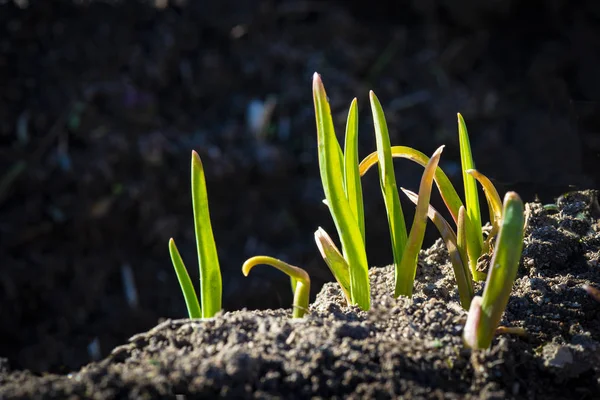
[1,190,598,399]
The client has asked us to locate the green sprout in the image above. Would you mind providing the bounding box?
[314,227,352,305]
[357,108,525,309]
[369,92,457,297]
[463,192,525,349]
[313,76,519,303]
[313,73,370,310]
[360,114,506,282]
[395,145,445,297]
[401,189,473,309]
[369,92,408,297]
[458,114,485,282]
[169,151,222,319]
[242,256,311,318]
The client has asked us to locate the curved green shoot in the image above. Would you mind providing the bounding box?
[242,256,311,318]
[465,169,502,226]
[369,91,407,290]
[395,145,444,297]
[168,238,202,319]
[463,191,525,349]
[466,169,503,254]
[359,146,463,224]
[401,189,473,309]
[314,227,352,304]
[313,73,370,310]
[457,113,484,281]
[191,151,222,318]
[343,98,365,242]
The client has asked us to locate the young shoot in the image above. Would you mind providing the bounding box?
[457,113,485,282]
[402,189,473,309]
[360,115,507,282]
[313,73,370,310]
[463,192,525,349]
[369,92,408,296]
[395,145,445,297]
[242,256,311,318]
[314,227,352,305]
[169,151,222,319]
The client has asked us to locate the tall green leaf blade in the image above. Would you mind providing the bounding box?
[313,73,370,310]
[464,192,525,349]
[191,151,222,318]
[359,146,464,225]
[457,113,484,279]
[343,98,365,241]
[476,192,525,348]
[395,146,443,297]
[369,91,407,286]
[168,238,202,319]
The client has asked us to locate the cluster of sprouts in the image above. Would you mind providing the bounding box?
[168,73,526,350]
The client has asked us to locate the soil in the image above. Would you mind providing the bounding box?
[1,0,600,392]
[1,190,599,399]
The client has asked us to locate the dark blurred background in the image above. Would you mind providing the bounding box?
[0,0,598,373]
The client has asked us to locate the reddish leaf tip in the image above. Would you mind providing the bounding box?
[312,72,322,86]
[191,150,201,163]
[504,191,521,202]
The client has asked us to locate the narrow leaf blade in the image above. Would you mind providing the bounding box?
[344,98,365,241]
[475,191,525,349]
[395,146,443,297]
[466,169,503,227]
[168,238,202,319]
[457,114,484,279]
[370,91,407,287]
[313,73,370,310]
[456,206,479,281]
[191,151,222,318]
[315,227,352,304]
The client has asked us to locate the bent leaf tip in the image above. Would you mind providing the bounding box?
[241,260,252,276]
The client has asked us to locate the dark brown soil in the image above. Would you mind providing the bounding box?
[1,190,598,399]
[2,0,600,387]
